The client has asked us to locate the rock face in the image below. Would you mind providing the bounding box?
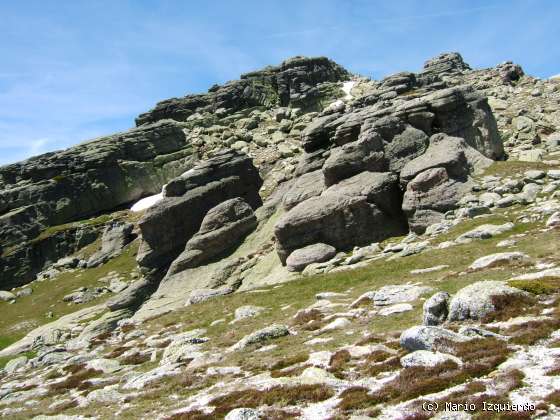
[136,149,263,270]
[1,223,101,290]
[401,133,493,233]
[167,198,257,275]
[136,56,350,126]
[87,222,136,268]
[0,121,195,249]
[0,120,196,289]
[448,281,531,321]
[274,172,406,264]
[282,170,325,210]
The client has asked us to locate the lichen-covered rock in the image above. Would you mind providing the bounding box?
[230,324,290,351]
[423,292,450,326]
[448,281,531,321]
[400,325,470,351]
[400,350,462,368]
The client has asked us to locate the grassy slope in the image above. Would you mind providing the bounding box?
[0,242,139,351]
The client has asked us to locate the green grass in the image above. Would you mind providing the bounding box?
[480,160,558,178]
[0,350,36,369]
[0,242,139,346]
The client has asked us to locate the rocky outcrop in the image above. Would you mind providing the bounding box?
[401,133,493,233]
[0,120,197,289]
[322,132,387,186]
[136,56,350,126]
[137,150,263,270]
[167,198,257,275]
[274,171,406,264]
[0,120,195,249]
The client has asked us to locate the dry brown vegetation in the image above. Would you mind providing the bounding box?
[121,352,151,365]
[506,318,560,345]
[337,386,373,412]
[207,384,334,417]
[482,294,537,323]
[328,349,351,378]
[48,364,103,393]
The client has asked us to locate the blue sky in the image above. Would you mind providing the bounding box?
[1,0,558,165]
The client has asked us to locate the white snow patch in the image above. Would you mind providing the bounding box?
[131,192,163,212]
[131,185,167,212]
[550,74,560,80]
[342,81,356,100]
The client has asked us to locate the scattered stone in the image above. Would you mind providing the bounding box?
[286,243,337,272]
[458,326,507,340]
[455,222,514,242]
[186,288,233,305]
[469,252,530,270]
[400,325,470,352]
[230,324,290,351]
[16,287,33,298]
[316,292,346,300]
[410,265,448,275]
[423,292,450,326]
[0,291,16,302]
[86,358,121,374]
[524,170,546,180]
[496,239,516,248]
[225,408,261,420]
[3,356,28,374]
[400,350,462,368]
[546,211,560,227]
[378,303,413,316]
[448,281,530,321]
[161,329,208,364]
[509,267,560,281]
[518,149,544,162]
[231,306,265,323]
[372,284,432,306]
[319,317,351,332]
